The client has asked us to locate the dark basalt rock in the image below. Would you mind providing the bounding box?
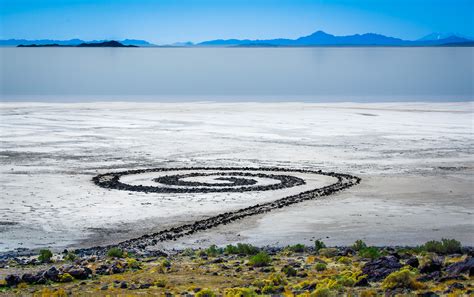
[354,277,370,287]
[21,273,46,284]
[95,264,110,275]
[445,256,474,276]
[417,271,440,282]
[5,274,21,287]
[43,266,60,282]
[406,256,420,268]
[67,266,92,279]
[420,256,443,273]
[339,247,356,256]
[362,255,402,281]
[417,292,440,297]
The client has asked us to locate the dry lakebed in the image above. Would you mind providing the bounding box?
[0,101,473,255]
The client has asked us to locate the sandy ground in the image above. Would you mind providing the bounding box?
[0,102,472,252]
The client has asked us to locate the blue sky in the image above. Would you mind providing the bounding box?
[0,0,472,44]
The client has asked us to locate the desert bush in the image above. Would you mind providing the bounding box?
[224,243,259,255]
[281,265,297,277]
[58,273,73,283]
[316,278,342,290]
[182,248,195,257]
[107,247,124,258]
[196,288,216,297]
[160,258,171,270]
[311,287,333,297]
[154,278,167,288]
[287,243,306,253]
[126,258,141,270]
[381,268,423,290]
[337,256,352,264]
[64,251,77,262]
[315,240,326,253]
[335,270,359,287]
[38,249,53,263]
[224,287,257,297]
[248,251,271,267]
[205,245,223,257]
[421,239,462,254]
[318,248,338,258]
[315,262,327,271]
[358,247,381,259]
[261,274,287,294]
[268,273,287,286]
[352,240,368,251]
[262,284,283,294]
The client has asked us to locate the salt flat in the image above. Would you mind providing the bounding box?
[0,102,472,252]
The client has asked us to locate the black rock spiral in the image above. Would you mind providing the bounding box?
[94,168,306,193]
[82,167,361,256]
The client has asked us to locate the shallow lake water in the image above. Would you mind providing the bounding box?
[1,47,472,102]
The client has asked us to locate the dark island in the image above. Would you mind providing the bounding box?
[17,40,137,48]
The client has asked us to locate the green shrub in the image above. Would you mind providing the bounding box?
[196,288,216,297]
[268,273,287,286]
[352,240,367,251]
[182,248,195,257]
[224,243,259,255]
[261,284,283,294]
[287,243,306,253]
[318,248,338,258]
[281,265,297,277]
[358,247,381,260]
[248,251,271,267]
[64,251,77,262]
[335,275,356,287]
[38,249,53,263]
[311,287,332,297]
[161,258,171,270]
[421,239,462,254]
[315,262,327,271]
[58,273,74,283]
[154,278,167,288]
[224,287,257,297]
[337,256,352,264]
[126,258,141,269]
[315,240,326,253]
[107,247,124,258]
[381,268,423,290]
[205,245,223,257]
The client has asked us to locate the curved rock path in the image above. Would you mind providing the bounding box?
[76,167,361,257]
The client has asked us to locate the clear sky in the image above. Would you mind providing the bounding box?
[0,0,472,44]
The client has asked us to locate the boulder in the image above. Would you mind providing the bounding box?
[445,257,474,276]
[43,266,60,282]
[362,255,402,281]
[68,266,91,280]
[406,256,419,268]
[420,256,442,273]
[417,271,440,282]
[21,273,45,284]
[5,274,21,287]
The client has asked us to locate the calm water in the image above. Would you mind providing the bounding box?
[0,47,473,102]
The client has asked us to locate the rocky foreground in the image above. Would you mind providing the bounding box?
[0,239,473,296]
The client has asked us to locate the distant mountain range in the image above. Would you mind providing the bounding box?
[196,31,473,47]
[1,31,473,47]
